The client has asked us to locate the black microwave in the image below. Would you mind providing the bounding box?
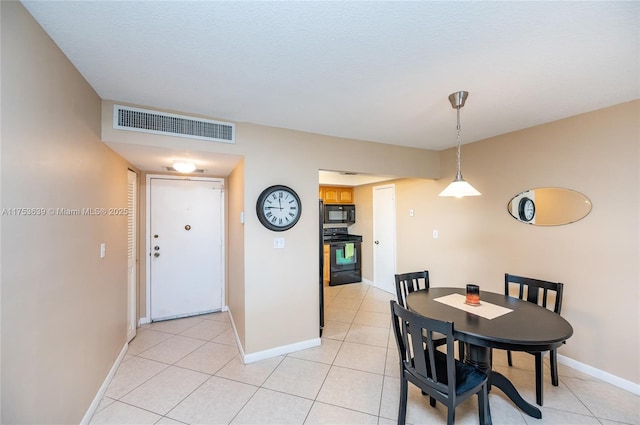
[324,204,356,224]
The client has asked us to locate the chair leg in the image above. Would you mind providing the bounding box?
[429,396,436,407]
[550,349,559,386]
[507,350,513,366]
[398,378,408,425]
[458,341,465,362]
[478,384,489,425]
[447,407,455,425]
[534,352,544,406]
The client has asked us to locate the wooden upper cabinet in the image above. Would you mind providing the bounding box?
[319,186,353,204]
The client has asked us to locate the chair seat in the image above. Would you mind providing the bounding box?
[412,350,487,395]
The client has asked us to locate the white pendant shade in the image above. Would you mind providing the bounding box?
[438,90,481,198]
[173,161,196,173]
[439,175,481,198]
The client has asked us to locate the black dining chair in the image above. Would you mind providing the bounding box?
[390,300,489,425]
[395,271,464,360]
[504,273,564,406]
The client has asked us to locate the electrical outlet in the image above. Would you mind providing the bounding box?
[273,237,285,249]
[432,230,439,239]
[100,243,106,258]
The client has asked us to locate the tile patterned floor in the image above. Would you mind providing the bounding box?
[90,283,639,425]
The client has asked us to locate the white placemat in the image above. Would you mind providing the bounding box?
[434,293,513,320]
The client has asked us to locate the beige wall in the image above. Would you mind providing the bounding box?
[355,101,639,385]
[102,104,441,356]
[227,159,246,347]
[1,2,132,423]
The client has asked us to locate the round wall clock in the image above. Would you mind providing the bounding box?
[518,196,536,222]
[256,185,302,231]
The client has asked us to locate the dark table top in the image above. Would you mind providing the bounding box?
[406,287,573,351]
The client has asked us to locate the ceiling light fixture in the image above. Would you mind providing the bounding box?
[172,161,196,173]
[439,91,481,198]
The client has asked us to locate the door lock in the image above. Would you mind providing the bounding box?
[374,240,380,245]
[154,252,160,258]
[154,246,160,251]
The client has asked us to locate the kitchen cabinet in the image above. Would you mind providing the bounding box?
[323,244,330,285]
[319,186,353,204]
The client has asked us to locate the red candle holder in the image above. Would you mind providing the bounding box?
[466,284,480,305]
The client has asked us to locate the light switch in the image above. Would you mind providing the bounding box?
[432,230,439,239]
[273,237,285,249]
[100,243,106,258]
[409,209,414,217]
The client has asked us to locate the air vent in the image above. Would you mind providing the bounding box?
[114,105,235,143]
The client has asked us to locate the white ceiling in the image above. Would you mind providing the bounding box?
[22,1,639,181]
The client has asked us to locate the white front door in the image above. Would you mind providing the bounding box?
[149,177,223,321]
[373,184,397,294]
[127,169,137,342]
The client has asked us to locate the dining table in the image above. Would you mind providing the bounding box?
[405,287,573,419]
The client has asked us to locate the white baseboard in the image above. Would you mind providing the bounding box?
[558,354,640,395]
[243,337,321,364]
[80,342,128,425]
[227,306,320,364]
[226,307,247,360]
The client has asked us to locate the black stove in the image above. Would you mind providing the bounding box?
[323,227,363,286]
[323,227,363,242]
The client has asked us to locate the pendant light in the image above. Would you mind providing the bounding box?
[438,91,481,198]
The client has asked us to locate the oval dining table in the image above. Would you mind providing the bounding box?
[405,287,573,419]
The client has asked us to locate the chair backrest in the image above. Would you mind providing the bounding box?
[504,273,564,314]
[390,300,456,397]
[394,271,430,308]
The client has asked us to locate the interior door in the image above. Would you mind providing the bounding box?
[150,177,223,321]
[127,169,137,342]
[373,184,396,294]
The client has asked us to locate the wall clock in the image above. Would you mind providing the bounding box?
[256,185,302,231]
[518,196,536,222]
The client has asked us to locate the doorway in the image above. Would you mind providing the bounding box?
[147,176,224,321]
[373,184,397,294]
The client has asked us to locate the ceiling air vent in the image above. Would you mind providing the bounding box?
[114,105,235,143]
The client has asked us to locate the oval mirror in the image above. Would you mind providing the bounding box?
[508,188,592,226]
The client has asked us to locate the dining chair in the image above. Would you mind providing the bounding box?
[504,273,564,406]
[394,271,464,360]
[390,300,489,425]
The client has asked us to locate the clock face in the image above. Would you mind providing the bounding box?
[256,185,302,231]
[518,197,536,222]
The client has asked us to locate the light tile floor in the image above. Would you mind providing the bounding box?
[90,283,639,425]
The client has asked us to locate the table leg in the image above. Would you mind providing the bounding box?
[464,343,542,419]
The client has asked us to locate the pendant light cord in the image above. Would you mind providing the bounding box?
[455,106,463,179]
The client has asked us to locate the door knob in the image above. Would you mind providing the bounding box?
[154,246,160,251]
[154,252,160,258]
[374,240,380,245]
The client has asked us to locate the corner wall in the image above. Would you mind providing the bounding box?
[1,3,131,422]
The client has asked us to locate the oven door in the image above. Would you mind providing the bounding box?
[329,241,361,285]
